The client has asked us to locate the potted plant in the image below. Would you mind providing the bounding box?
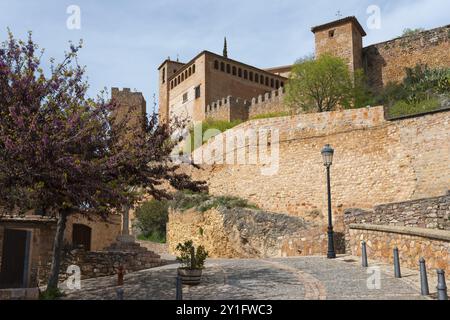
[176,240,208,285]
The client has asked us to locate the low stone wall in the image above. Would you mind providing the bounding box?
[348,224,450,274]
[0,288,39,300]
[344,192,450,252]
[59,248,162,281]
[167,207,345,258]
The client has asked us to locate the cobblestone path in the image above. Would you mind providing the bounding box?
[61,255,431,300]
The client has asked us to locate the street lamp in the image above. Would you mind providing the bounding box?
[321,144,336,259]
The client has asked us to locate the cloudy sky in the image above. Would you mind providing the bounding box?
[1,0,449,113]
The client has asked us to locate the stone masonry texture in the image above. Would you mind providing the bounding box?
[182,107,450,237]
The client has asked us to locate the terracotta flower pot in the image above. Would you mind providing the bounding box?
[177,268,203,286]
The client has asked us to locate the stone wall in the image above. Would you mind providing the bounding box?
[344,193,450,230]
[248,87,287,119]
[184,107,450,235]
[204,87,287,122]
[348,224,449,274]
[0,217,56,288]
[205,96,249,122]
[57,248,162,282]
[363,25,450,92]
[167,207,345,258]
[65,214,122,251]
[0,213,122,287]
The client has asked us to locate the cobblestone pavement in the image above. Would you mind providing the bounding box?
[61,255,432,300]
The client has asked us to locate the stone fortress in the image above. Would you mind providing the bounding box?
[1,16,448,295]
[156,16,450,124]
[159,17,449,273]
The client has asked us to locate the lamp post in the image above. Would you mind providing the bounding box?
[321,144,336,259]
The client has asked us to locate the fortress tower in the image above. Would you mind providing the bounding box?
[312,16,367,75]
[111,87,147,142]
[158,59,186,124]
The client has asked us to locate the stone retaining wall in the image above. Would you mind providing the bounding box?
[167,207,345,258]
[344,192,450,252]
[348,224,449,274]
[58,249,162,282]
[185,107,450,234]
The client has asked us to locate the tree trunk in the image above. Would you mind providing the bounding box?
[46,210,69,290]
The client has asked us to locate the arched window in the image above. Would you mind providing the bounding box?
[181,73,184,81]
[260,75,264,84]
[170,81,174,89]
[232,66,237,76]
[188,68,191,76]
[281,82,284,87]
[265,77,269,86]
[192,64,196,73]
[238,68,242,78]
[226,64,231,74]
[275,80,279,88]
[178,75,181,83]
[254,73,258,82]
[220,62,225,71]
[174,78,178,86]
[185,70,188,79]
[214,60,219,69]
[270,78,274,88]
[244,70,248,79]
[249,72,253,81]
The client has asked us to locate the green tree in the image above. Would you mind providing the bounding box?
[134,199,169,242]
[285,54,352,113]
[344,69,376,109]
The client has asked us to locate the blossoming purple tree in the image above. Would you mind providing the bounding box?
[0,31,205,294]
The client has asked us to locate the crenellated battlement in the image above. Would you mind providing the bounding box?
[248,87,286,119]
[205,96,250,122]
[204,87,287,122]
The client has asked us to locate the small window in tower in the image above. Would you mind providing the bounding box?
[195,85,201,99]
[162,68,166,84]
[329,29,335,38]
[183,92,188,103]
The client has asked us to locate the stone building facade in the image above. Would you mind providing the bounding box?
[158,16,449,124]
[0,213,121,288]
[158,51,287,123]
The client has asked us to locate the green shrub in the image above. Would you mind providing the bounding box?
[134,199,169,243]
[401,28,425,37]
[176,240,208,269]
[388,98,441,118]
[39,288,64,300]
[250,111,290,120]
[185,119,242,152]
[171,191,258,213]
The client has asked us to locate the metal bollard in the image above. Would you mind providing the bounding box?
[117,265,124,286]
[361,241,368,268]
[419,258,429,296]
[393,247,401,278]
[116,288,124,300]
[176,276,183,300]
[437,269,448,301]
